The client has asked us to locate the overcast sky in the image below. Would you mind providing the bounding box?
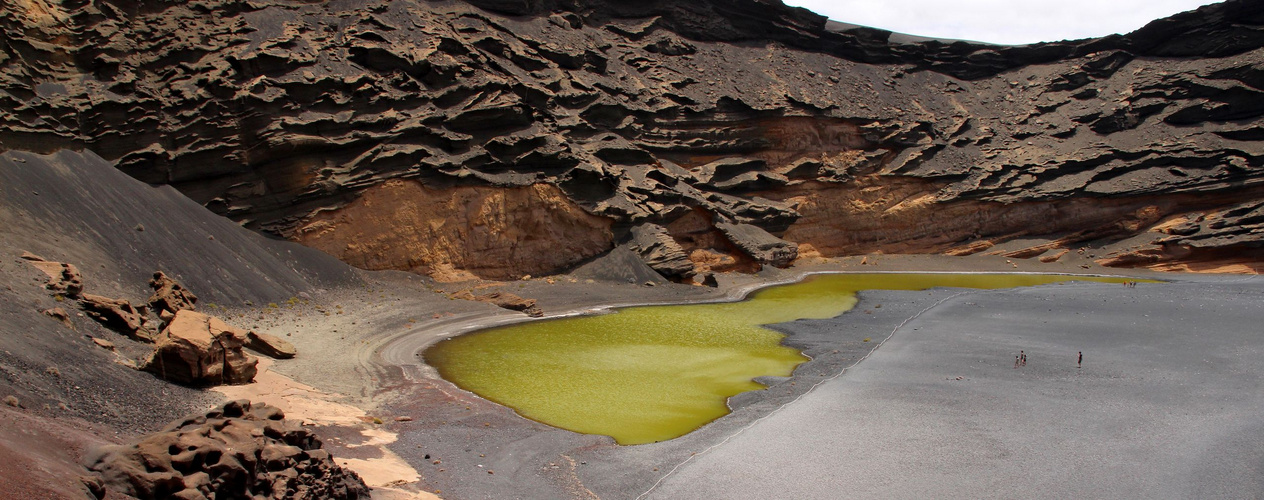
[780,0,1223,45]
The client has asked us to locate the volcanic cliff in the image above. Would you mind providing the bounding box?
[5,0,1264,280]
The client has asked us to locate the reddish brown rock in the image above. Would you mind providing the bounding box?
[85,400,370,499]
[23,253,84,298]
[452,290,544,317]
[147,271,198,316]
[41,307,73,329]
[141,310,257,386]
[294,181,614,281]
[80,294,155,342]
[245,331,296,359]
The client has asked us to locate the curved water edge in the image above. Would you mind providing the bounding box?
[382,270,1154,369]
[419,272,1154,445]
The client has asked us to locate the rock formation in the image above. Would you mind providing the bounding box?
[148,271,198,317]
[142,310,258,386]
[22,253,83,298]
[452,290,545,317]
[244,330,296,360]
[3,0,1264,276]
[80,293,157,342]
[85,400,371,499]
[41,306,74,329]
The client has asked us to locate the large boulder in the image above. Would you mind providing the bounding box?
[142,310,257,386]
[85,400,370,499]
[147,271,198,316]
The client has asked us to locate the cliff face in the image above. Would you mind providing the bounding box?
[4,0,1264,279]
[293,181,613,281]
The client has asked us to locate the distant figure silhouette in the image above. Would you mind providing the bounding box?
[1020,350,1026,367]
[1078,351,1083,368]
[1015,355,1020,368]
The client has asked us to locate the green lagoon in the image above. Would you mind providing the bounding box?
[424,273,1142,444]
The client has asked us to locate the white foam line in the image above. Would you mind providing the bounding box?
[636,289,976,500]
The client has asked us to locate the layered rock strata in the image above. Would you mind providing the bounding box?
[3,0,1264,276]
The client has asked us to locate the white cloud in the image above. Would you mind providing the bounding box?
[781,0,1223,45]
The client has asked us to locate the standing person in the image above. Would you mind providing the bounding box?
[1020,350,1026,366]
[1015,354,1020,368]
[1078,351,1083,368]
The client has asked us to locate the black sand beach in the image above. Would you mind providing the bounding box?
[633,275,1264,499]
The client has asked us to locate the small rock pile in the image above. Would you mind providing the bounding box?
[85,400,371,499]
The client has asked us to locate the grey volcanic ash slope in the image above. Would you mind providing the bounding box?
[0,149,358,431]
[5,0,1264,278]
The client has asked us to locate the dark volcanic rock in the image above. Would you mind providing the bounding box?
[85,400,370,500]
[3,0,1264,274]
[627,224,696,279]
[715,221,798,268]
[569,246,670,284]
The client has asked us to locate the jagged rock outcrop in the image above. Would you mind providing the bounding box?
[1097,199,1264,272]
[85,400,370,500]
[715,221,798,268]
[142,310,258,386]
[22,253,84,298]
[80,293,156,342]
[148,271,198,317]
[4,0,1264,275]
[627,224,696,279]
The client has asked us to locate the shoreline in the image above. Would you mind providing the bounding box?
[637,272,1264,499]
[244,255,1234,498]
[377,264,1164,383]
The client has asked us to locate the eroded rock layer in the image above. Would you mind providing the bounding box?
[294,180,613,280]
[4,0,1264,276]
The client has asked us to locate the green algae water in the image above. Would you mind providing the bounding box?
[424,273,1144,445]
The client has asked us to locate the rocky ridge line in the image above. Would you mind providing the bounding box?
[3,0,1264,278]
